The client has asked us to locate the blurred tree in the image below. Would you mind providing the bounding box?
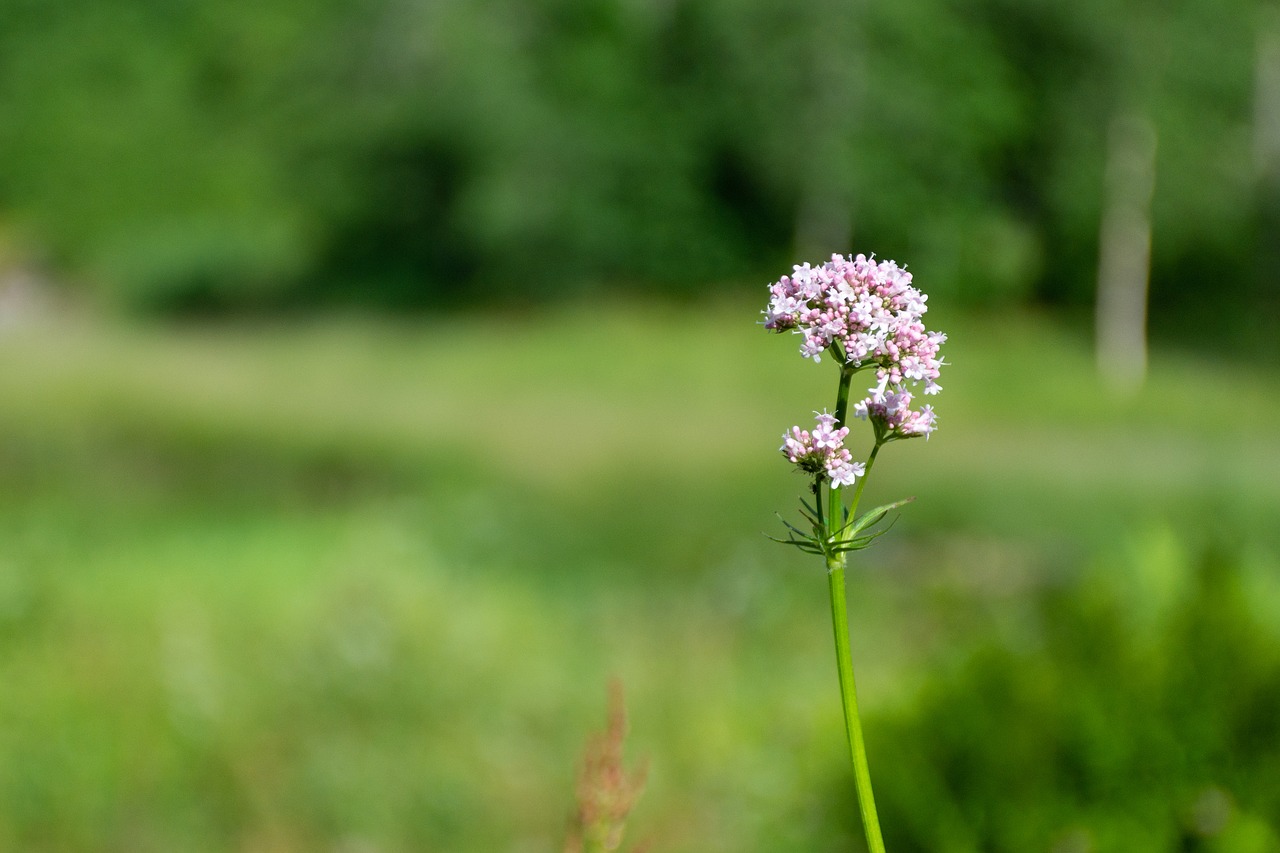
[1252,7,1280,359]
[1095,114,1157,395]
[0,0,1271,340]
[0,0,323,310]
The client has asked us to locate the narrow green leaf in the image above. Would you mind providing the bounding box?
[843,496,915,540]
[780,519,815,540]
[765,533,825,554]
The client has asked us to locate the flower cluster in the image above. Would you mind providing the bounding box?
[764,253,945,440]
[853,389,936,439]
[781,412,865,487]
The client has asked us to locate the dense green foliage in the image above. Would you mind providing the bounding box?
[1,301,1278,850]
[873,544,1280,852]
[0,0,1274,335]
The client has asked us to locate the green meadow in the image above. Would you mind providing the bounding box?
[2,299,1279,852]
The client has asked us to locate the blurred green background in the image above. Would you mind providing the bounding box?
[1,0,1279,850]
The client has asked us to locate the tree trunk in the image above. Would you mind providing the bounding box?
[1095,112,1158,395]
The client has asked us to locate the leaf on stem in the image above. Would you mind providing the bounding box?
[841,496,915,541]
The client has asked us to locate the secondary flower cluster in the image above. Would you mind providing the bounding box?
[853,389,936,438]
[780,412,865,488]
[764,253,945,443]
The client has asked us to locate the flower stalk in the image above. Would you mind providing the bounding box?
[825,359,885,850]
[824,433,887,851]
[826,552,885,853]
[764,253,947,850]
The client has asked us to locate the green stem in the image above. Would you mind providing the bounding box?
[826,555,887,853]
[825,479,839,541]
[833,365,854,428]
[848,440,882,522]
[822,352,888,850]
[828,365,855,544]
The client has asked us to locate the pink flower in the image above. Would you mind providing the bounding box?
[854,390,938,440]
[765,253,946,438]
[780,412,866,487]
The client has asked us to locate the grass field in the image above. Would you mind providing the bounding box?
[2,298,1278,852]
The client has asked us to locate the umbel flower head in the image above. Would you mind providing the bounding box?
[764,253,946,441]
[853,389,936,440]
[781,412,866,488]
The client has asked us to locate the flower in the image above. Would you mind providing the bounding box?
[853,389,938,440]
[781,411,866,487]
[765,253,946,438]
